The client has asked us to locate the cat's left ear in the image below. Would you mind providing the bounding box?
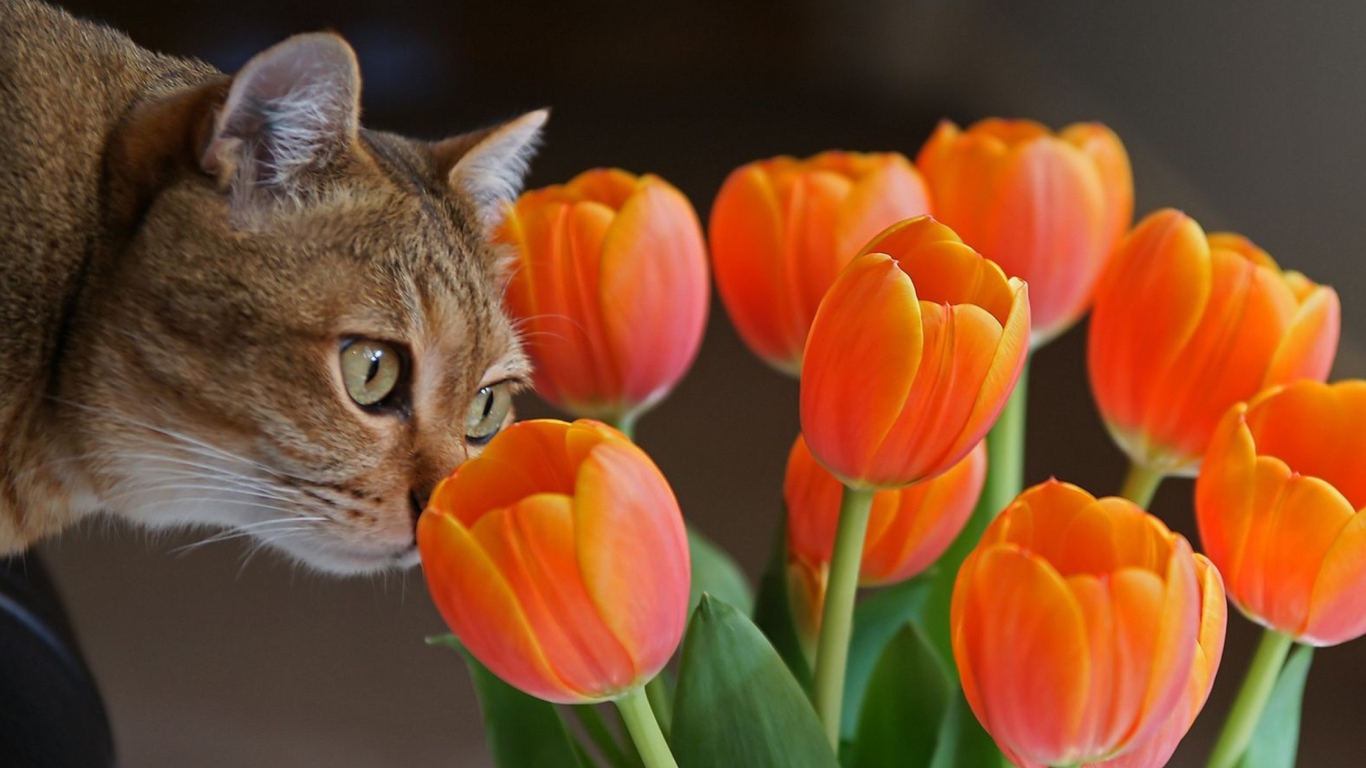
[432,110,549,229]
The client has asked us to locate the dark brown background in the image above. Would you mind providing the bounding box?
[32,1,1366,765]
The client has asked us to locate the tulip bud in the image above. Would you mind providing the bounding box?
[710,151,931,374]
[500,169,709,425]
[418,419,690,703]
[917,118,1132,346]
[800,216,1028,489]
[1089,209,1339,474]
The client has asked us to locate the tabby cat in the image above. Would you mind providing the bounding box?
[0,0,545,573]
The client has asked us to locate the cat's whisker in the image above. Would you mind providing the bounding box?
[47,397,297,480]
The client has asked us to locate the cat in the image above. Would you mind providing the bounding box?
[0,0,546,574]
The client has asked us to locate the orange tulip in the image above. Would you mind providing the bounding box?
[417,419,690,703]
[1089,209,1339,474]
[709,151,931,374]
[1086,555,1226,768]
[1197,380,1366,646]
[785,435,984,652]
[952,480,1205,767]
[916,118,1132,345]
[500,169,709,424]
[799,216,1029,489]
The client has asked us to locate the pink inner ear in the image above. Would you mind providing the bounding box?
[202,33,360,188]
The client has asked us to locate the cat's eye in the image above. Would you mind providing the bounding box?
[466,383,513,444]
[341,339,402,407]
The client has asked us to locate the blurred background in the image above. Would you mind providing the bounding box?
[31,0,1366,765]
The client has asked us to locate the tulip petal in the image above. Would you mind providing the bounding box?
[1089,210,1211,459]
[575,440,691,681]
[1264,285,1340,391]
[832,156,931,270]
[1303,511,1366,645]
[951,280,1030,468]
[786,170,856,327]
[984,137,1108,341]
[709,164,800,368]
[954,546,1091,765]
[1143,248,1300,466]
[599,178,709,412]
[864,301,1001,485]
[801,254,923,486]
[891,240,1017,325]
[1061,122,1134,247]
[436,420,577,526]
[417,509,577,702]
[470,495,637,699]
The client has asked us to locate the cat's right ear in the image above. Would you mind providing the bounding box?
[200,33,362,219]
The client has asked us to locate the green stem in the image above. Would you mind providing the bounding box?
[981,355,1029,513]
[615,686,679,768]
[1206,629,1295,768]
[611,412,639,441]
[1119,462,1166,509]
[923,356,1031,668]
[644,675,673,740]
[573,705,638,768]
[811,485,877,748]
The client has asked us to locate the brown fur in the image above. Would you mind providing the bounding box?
[0,0,544,572]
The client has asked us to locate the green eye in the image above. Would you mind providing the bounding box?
[341,340,401,407]
[466,383,513,444]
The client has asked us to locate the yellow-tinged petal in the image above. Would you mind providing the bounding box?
[470,495,637,699]
[1304,512,1366,645]
[417,507,577,702]
[1265,285,1340,390]
[800,253,923,487]
[954,545,1091,765]
[575,439,690,681]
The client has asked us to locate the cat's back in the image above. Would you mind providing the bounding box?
[0,0,215,405]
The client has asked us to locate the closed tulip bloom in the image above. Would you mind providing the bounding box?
[800,216,1029,489]
[1089,209,1339,474]
[1087,555,1226,768]
[1197,380,1366,646]
[500,169,709,424]
[917,119,1132,345]
[787,433,984,589]
[418,419,690,703]
[952,480,1204,767]
[710,151,931,374]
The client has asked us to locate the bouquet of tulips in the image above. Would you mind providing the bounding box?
[417,119,1352,768]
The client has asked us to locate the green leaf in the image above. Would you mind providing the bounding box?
[673,595,840,768]
[931,689,1004,768]
[427,634,590,768]
[1238,644,1314,768]
[841,576,934,739]
[751,518,814,689]
[688,525,754,615]
[851,623,952,768]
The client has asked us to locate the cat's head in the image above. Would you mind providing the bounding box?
[65,34,544,573]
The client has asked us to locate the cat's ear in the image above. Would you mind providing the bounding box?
[201,33,362,213]
[432,110,548,229]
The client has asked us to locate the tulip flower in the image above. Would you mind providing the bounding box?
[500,169,709,430]
[709,151,931,374]
[1089,209,1339,478]
[418,418,690,704]
[1197,380,1366,646]
[1087,555,1226,768]
[916,118,1132,346]
[952,480,1205,767]
[800,216,1029,490]
[785,434,985,641]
